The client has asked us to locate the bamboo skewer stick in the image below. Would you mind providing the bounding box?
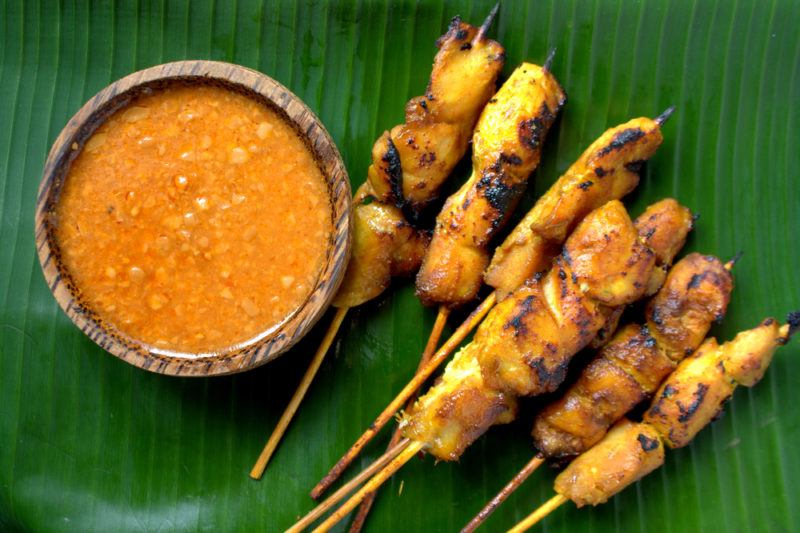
[287,438,412,533]
[311,441,426,533]
[420,307,451,370]
[507,494,568,533]
[250,307,349,480]
[461,455,545,533]
[311,292,498,498]
[348,306,450,532]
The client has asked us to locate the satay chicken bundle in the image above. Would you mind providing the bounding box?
[244,8,796,532]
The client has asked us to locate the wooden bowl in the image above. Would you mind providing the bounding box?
[35,60,351,377]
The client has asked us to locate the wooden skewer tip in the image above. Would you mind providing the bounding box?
[724,251,743,271]
[784,311,800,339]
[543,47,557,72]
[475,2,501,43]
[655,105,676,126]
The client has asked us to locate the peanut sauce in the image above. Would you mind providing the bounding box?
[56,85,331,353]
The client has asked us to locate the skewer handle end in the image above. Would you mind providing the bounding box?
[507,494,568,533]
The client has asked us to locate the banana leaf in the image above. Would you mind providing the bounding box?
[1,0,798,531]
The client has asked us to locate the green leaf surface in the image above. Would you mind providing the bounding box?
[2,0,799,531]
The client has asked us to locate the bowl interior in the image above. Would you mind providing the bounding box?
[35,60,351,377]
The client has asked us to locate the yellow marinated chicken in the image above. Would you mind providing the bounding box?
[553,314,798,508]
[400,343,517,461]
[485,112,674,299]
[589,198,694,347]
[333,184,430,308]
[333,13,504,308]
[630,197,696,297]
[553,418,665,507]
[533,253,733,459]
[645,315,798,447]
[367,15,505,214]
[475,200,658,397]
[401,199,690,460]
[415,62,566,307]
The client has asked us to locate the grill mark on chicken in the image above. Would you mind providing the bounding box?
[382,138,404,209]
[503,295,536,337]
[477,170,524,218]
[527,357,570,391]
[637,433,660,452]
[518,103,557,150]
[624,160,645,173]
[597,128,645,156]
[676,383,709,423]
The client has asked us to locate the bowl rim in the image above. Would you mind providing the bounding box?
[34,59,352,377]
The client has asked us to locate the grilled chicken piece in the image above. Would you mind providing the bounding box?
[555,314,797,509]
[334,15,505,308]
[332,184,430,308]
[554,418,664,507]
[645,254,732,357]
[485,117,668,299]
[589,198,694,348]
[645,314,799,448]
[533,253,733,459]
[400,343,517,461]
[634,199,697,296]
[415,63,566,307]
[402,199,688,460]
[367,16,505,213]
[475,200,658,397]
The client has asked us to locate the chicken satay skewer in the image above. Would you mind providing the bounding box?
[311,54,566,498]
[348,42,561,530]
[369,3,505,380]
[354,2,505,483]
[297,199,692,530]
[249,13,505,479]
[416,45,563,373]
[312,108,676,499]
[509,314,799,532]
[463,252,736,531]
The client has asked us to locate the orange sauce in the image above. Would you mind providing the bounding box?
[56,85,331,353]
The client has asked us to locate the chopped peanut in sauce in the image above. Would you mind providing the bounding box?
[56,85,332,353]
